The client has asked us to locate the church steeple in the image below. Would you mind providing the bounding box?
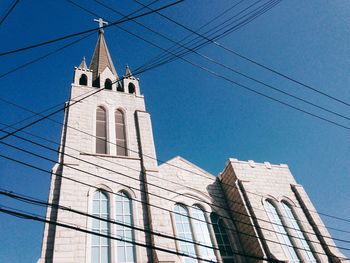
[89,18,118,85]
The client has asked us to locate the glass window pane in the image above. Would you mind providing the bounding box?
[174,204,198,262]
[265,201,300,262]
[281,203,317,262]
[115,192,135,262]
[210,212,234,261]
[91,190,110,263]
[92,247,99,263]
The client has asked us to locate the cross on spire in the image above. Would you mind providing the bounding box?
[94,18,108,33]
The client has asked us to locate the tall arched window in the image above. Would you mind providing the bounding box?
[191,206,216,261]
[174,204,197,263]
[264,200,300,262]
[105,79,112,90]
[96,107,107,154]
[128,83,135,94]
[91,190,110,263]
[210,213,234,262]
[115,192,135,263]
[281,202,316,262]
[115,109,127,156]
[79,74,88,85]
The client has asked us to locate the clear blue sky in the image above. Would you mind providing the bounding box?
[0,0,349,262]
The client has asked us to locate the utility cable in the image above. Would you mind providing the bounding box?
[134,0,350,108]
[87,0,350,122]
[0,0,20,26]
[0,0,184,57]
[0,189,233,259]
[135,0,279,73]
[1,0,350,231]
[0,0,348,227]
[1,137,350,256]
[0,205,230,263]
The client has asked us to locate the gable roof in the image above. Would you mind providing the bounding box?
[159,156,216,180]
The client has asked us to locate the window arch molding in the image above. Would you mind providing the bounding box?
[169,189,213,212]
[93,105,109,155]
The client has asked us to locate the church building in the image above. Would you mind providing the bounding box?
[38,22,348,263]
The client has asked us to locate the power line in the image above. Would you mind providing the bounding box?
[0,189,230,259]
[0,0,184,57]
[0,205,235,263]
[135,0,280,73]
[88,0,350,123]
[0,0,348,231]
[0,32,95,79]
[0,0,20,26]
[1,134,350,256]
[60,0,350,222]
[1,0,349,230]
[133,0,350,108]
[1,101,350,238]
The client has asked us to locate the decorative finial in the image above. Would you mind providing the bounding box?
[94,18,108,33]
[125,64,132,77]
[79,56,87,69]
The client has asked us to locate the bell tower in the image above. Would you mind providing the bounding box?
[39,19,157,263]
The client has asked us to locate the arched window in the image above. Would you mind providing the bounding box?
[115,109,127,156]
[128,83,135,94]
[210,213,234,262]
[105,79,112,90]
[191,206,216,261]
[281,202,316,262]
[264,200,300,262]
[174,204,197,263]
[96,107,107,154]
[115,192,135,263]
[79,74,88,85]
[91,190,110,263]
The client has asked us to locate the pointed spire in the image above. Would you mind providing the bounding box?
[125,64,132,77]
[79,57,87,69]
[89,20,118,83]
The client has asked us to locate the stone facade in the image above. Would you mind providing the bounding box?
[38,31,348,263]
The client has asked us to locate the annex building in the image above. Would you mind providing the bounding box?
[38,24,348,263]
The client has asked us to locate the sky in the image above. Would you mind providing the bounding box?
[0,0,349,262]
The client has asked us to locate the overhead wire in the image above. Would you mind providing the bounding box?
[0,0,184,57]
[88,0,350,123]
[0,205,230,263]
[1,0,349,231]
[0,0,348,252]
[0,0,348,227]
[135,0,279,73]
[0,0,20,26]
[1,131,350,257]
[133,0,350,108]
[0,0,348,260]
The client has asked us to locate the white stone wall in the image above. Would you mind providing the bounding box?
[220,158,347,263]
